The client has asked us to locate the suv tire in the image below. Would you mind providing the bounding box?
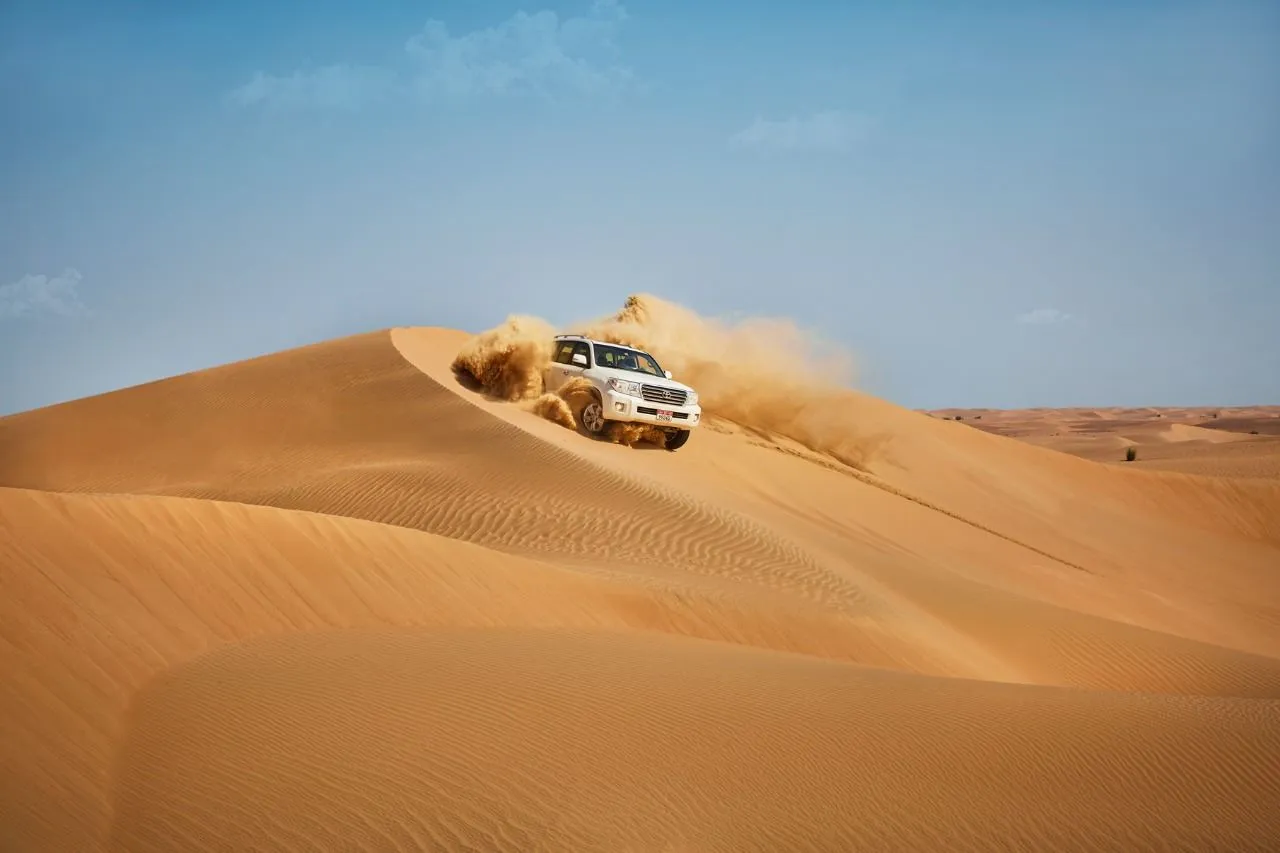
[579,395,608,436]
[664,429,691,451]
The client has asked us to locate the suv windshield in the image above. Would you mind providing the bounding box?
[592,343,665,377]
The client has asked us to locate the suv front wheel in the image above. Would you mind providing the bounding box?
[664,429,691,451]
[579,396,608,436]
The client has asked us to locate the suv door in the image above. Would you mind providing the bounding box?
[560,341,591,387]
[546,340,577,393]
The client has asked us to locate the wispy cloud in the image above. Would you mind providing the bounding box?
[0,268,87,320]
[227,64,399,110]
[1016,308,1072,325]
[226,0,635,110]
[406,0,633,99]
[729,110,874,154]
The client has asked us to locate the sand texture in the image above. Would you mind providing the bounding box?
[3,295,1280,852]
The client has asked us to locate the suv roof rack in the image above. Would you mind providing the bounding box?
[555,333,639,345]
[553,333,647,355]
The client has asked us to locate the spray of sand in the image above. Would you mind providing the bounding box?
[449,314,556,402]
[528,378,595,433]
[451,294,885,466]
[523,377,670,448]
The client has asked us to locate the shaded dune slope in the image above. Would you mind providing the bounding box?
[112,628,1280,853]
[0,486,888,852]
[20,487,1277,853]
[3,318,1280,852]
[1,485,606,852]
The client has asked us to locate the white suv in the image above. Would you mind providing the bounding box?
[545,334,702,450]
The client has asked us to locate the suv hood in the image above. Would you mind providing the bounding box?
[595,366,695,395]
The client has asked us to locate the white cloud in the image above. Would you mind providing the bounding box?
[227,1,635,110]
[0,268,87,320]
[729,110,874,154]
[227,64,399,110]
[406,0,633,99]
[1016,308,1072,325]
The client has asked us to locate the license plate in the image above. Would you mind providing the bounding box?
[656,409,673,421]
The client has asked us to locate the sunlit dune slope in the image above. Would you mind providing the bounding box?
[4,318,1279,660]
[4,294,1280,852]
[395,316,1280,660]
[0,332,897,617]
[112,628,1280,853]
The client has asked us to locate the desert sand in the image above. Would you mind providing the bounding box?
[930,405,1280,480]
[2,294,1279,852]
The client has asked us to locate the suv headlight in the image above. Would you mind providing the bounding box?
[686,390,699,406]
[608,378,642,397]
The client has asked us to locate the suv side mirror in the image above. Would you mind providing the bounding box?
[664,370,672,379]
[572,353,588,366]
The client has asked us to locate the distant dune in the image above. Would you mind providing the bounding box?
[930,405,1280,479]
[3,295,1280,852]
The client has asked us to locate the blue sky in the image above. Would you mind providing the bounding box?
[2,0,1277,415]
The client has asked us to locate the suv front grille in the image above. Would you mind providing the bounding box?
[641,384,688,406]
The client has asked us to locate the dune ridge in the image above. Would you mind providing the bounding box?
[3,297,1280,852]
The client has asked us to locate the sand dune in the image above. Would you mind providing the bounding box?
[3,294,1280,852]
[112,628,1280,853]
[0,486,625,852]
[934,405,1280,480]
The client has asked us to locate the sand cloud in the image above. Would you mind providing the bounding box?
[451,293,887,470]
[0,268,87,320]
[227,1,635,109]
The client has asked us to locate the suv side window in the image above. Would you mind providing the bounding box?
[573,341,592,367]
[553,341,575,364]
